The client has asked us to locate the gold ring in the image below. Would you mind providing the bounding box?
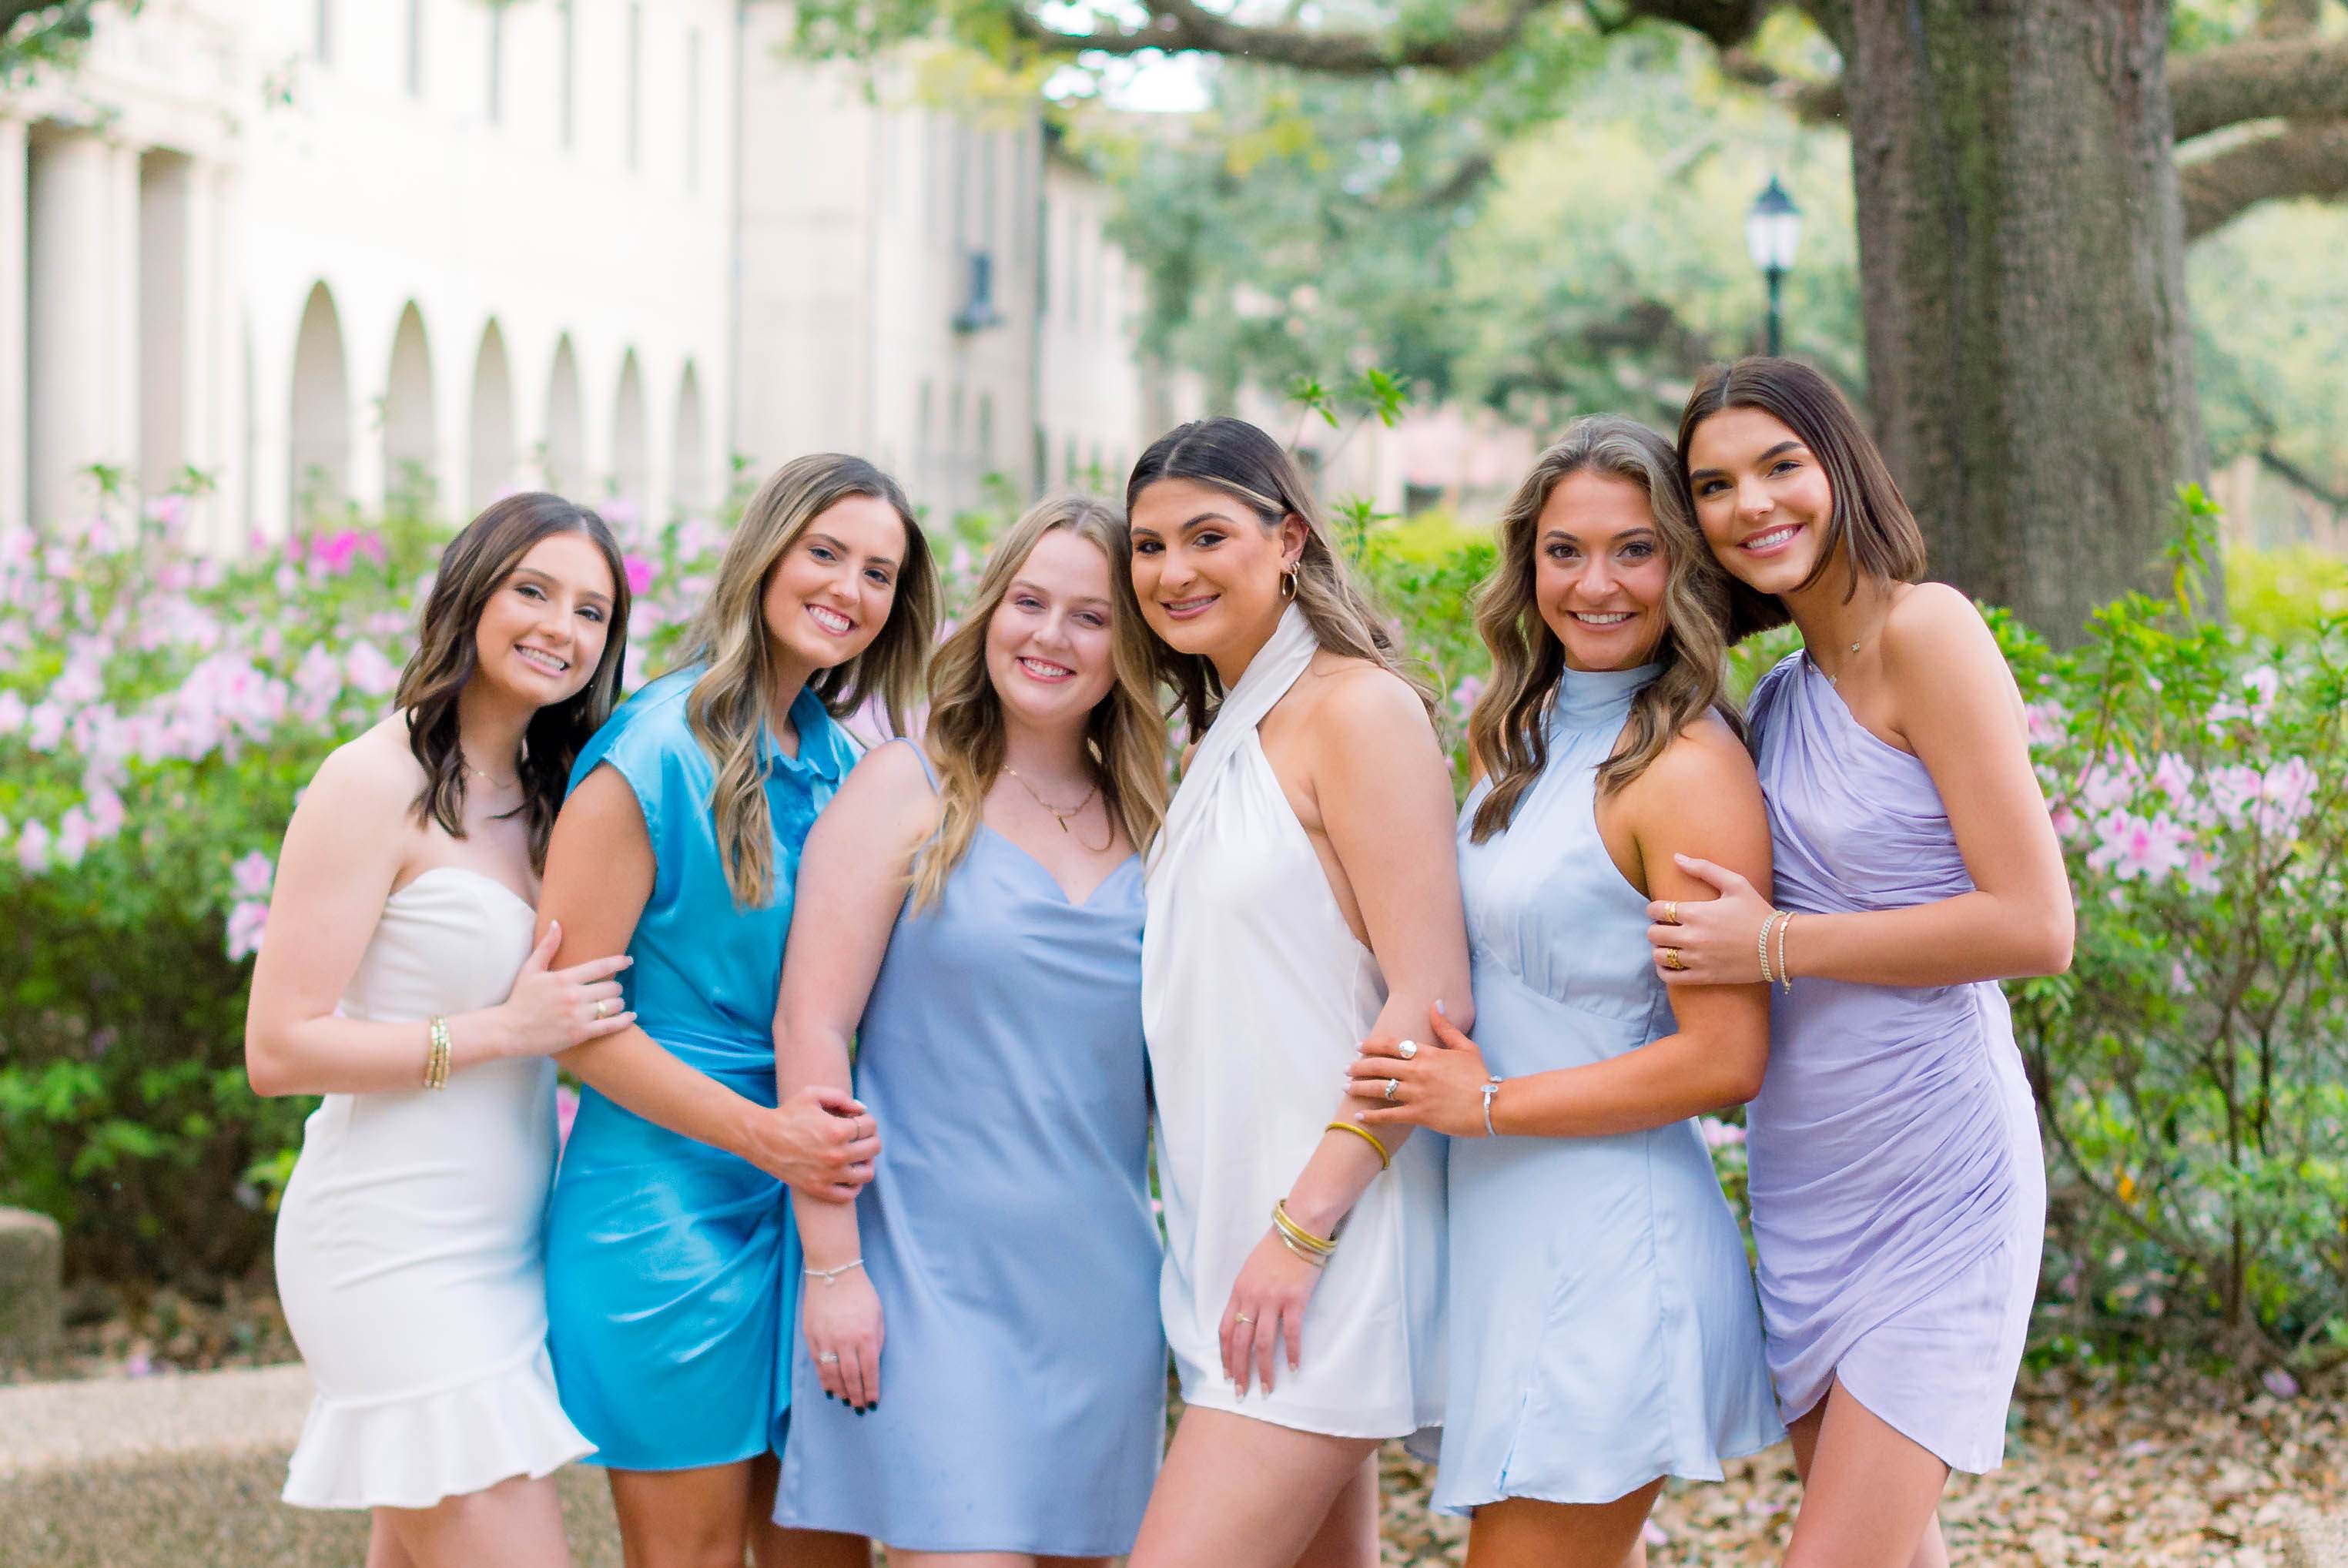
[1661,947,1688,972]
[1234,1312,1254,1325]
[594,998,611,1018]
[1661,900,1680,926]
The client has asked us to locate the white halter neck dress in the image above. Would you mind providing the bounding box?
[1143,606,1445,1440]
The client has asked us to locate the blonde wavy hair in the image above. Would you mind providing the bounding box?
[1124,417,1435,740]
[909,494,1168,911]
[673,454,940,907]
[1467,415,1741,843]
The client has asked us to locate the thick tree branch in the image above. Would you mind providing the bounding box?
[1717,46,1847,122]
[2171,36,2348,141]
[2182,118,2348,239]
[1002,0,1769,71]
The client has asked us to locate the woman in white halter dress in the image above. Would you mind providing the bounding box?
[1124,419,1472,1568]
[246,496,641,1568]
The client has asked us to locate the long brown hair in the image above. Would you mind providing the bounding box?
[396,492,631,870]
[1124,417,1433,739]
[672,454,940,908]
[1676,357,1928,639]
[1468,416,1740,842]
[910,494,1168,911]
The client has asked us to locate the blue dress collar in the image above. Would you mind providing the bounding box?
[762,682,854,784]
[1549,661,1663,735]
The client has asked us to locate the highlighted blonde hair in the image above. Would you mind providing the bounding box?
[1468,415,1741,842]
[910,494,1168,911]
[674,454,940,907]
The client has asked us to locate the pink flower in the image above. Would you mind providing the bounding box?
[0,691,24,734]
[53,807,89,869]
[231,851,275,900]
[26,700,66,752]
[2086,811,2191,882]
[2182,847,2221,896]
[15,819,51,874]
[1451,674,1487,714]
[144,494,188,533]
[225,899,269,960]
[556,1084,580,1151]
[623,554,655,596]
[344,641,399,698]
[2149,752,2195,813]
[84,786,125,842]
[1698,1116,1747,1148]
[2253,757,2316,840]
[2262,1367,2300,1400]
[2024,700,2065,746]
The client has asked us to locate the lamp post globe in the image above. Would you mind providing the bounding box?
[1745,176,1802,357]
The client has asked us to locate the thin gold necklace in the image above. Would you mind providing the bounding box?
[461,752,519,791]
[1001,766,1098,831]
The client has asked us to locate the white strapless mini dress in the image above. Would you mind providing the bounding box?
[273,866,591,1509]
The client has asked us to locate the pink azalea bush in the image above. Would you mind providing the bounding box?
[0,482,730,1282]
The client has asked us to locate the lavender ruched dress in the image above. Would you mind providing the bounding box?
[1745,652,2045,1475]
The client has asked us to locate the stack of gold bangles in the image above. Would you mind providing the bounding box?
[422,1014,453,1091]
[1271,1198,1337,1269]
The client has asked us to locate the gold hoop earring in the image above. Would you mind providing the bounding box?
[1279,565,1300,602]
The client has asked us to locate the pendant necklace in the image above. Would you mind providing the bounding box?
[1002,765,1097,832]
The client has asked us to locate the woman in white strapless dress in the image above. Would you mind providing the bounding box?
[1123,419,1474,1568]
[246,494,643,1568]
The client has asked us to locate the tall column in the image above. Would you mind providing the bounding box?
[28,126,113,526]
[0,119,27,534]
[106,140,139,472]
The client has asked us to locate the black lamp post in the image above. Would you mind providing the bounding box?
[1744,176,1803,357]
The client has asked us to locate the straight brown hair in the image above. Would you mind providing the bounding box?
[1675,357,1928,639]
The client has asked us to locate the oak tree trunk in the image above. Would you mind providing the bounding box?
[1823,0,2209,639]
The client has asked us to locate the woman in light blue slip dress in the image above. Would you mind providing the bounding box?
[1659,360,2070,1568]
[769,494,1170,1563]
[1350,417,1781,1568]
[534,454,938,1568]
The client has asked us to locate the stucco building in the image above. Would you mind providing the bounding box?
[2,0,1156,548]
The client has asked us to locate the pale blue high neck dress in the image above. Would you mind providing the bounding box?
[772,741,1164,1553]
[1435,662,1783,1513]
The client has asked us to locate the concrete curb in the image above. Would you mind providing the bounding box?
[0,1365,624,1568]
[0,1208,62,1361]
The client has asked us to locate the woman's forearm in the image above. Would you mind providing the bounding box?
[1489,1030,1764,1141]
[246,1006,516,1098]
[558,1029,765,1160]
[794,1191,864,1271]
[1780,889,2074,989]
[1288,989,1466,1234]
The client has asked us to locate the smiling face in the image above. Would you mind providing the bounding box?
[1126,477,1306,668]
[984,527,1120,735]
[1683,405,1839,596]
[760,494,907,675]
[471,531,618,710]
[1532,470,1672,672]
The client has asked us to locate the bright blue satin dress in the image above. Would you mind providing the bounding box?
[544,668,859,1471]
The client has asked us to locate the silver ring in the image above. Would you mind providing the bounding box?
[817,1351,839,1365]
[1396,1039,1419,1060]
[1383,1078,1400,1102]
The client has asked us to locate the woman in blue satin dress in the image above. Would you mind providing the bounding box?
[769,494,1171,1563]
[534,454,938,1568]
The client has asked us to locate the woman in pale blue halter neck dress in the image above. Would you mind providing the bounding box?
[1352,419,1780,1567]
[535,456,938,1568]
[1660,361,2071,1568]
[769,496,1169,1563]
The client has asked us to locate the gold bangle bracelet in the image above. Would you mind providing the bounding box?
[1325,1120,1392,1170]
[424,1015,452,1091]
[1275,1230,1329,1268]
[1271,1198,1338,1255]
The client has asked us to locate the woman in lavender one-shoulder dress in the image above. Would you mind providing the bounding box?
[1653,359,2073,1568]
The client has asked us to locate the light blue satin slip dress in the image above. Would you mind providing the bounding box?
[1437,662,1783,1513]
[544,667,859,1471]
[772,740,1164,1552]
